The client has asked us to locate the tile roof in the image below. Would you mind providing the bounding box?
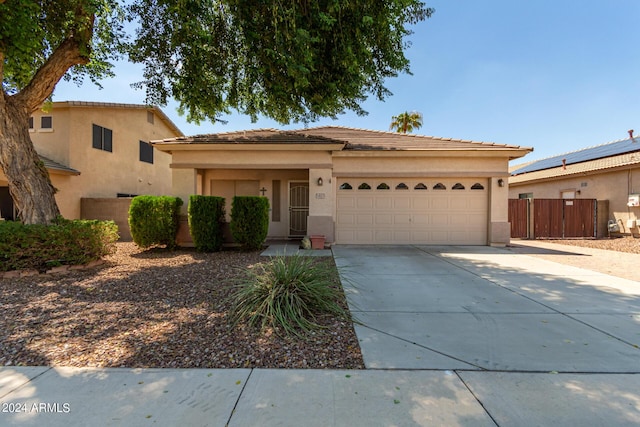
[154,126,531,154]
[511,136,640,175]
[40,155,80,175]
[153,129,343,145]
[299,126,527,151]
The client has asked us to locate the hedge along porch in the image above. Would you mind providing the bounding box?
[152,127,532,246]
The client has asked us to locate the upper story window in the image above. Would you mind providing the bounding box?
[92,124,113,152]
[28,117,34,131]
[41,116,52,129]
[139,140,154,164]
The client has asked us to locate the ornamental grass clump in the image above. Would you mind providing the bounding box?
[229,254,351,338]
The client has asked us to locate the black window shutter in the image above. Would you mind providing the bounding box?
[104,128,113,152]
[92,124,101,149]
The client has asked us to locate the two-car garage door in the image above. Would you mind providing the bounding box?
[336,178,488,245]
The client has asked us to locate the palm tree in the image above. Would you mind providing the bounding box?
[389,111,423,133]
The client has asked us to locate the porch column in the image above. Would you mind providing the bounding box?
[489,176,510,246]
[307,168,335,242]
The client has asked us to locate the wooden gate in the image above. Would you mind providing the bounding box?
[533,199,596,238]
[508,199,529,238]
[509,198,597,239]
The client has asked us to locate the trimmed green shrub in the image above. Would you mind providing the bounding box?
[188,195,225,252]
[0,218,119,272]
[128,195,183,249]
[230,196,269,250]
[229,255,351,337]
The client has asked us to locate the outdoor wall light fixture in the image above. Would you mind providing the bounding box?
[498,178,505,187]
[317,177,323,186]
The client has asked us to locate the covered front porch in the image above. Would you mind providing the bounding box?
[173,167,335,246]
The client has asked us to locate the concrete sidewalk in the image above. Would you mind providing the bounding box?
[2,244,640,426]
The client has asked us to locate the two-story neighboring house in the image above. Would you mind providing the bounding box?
[0,101,183,225]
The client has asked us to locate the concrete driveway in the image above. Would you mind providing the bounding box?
[332,245,640,425]
[333,245,640,372]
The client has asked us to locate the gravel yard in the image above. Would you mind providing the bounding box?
[542,236,640,254]
[0,243,364,369]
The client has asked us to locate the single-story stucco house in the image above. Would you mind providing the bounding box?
[152,126,532,246]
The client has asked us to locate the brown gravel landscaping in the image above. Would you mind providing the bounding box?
[542,236,640,254]
[0,243,364,369]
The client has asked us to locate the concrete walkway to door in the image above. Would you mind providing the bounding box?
[333,245,640,425]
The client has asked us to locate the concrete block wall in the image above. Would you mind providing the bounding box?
[81,198,133,241]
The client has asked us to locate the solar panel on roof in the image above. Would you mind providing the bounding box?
[511,137,640,175]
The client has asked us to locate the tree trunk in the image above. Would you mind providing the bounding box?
[0,99,61,224]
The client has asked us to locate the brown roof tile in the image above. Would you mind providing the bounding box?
[154,126,530,153]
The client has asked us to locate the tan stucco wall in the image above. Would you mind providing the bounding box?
[171,149,333,169]
[509,167,640,232]
[332,154,508,176]
[23,103,179,219]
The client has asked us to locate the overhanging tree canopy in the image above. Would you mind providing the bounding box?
[0,0,433,224]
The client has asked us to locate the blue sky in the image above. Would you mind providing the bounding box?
[53,0,640,163]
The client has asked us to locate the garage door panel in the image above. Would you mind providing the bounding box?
[337,197,356,209]
[355,230,374,243]
[356,214,374,225]
[337,213,356,225]
[375,214,393,225]
[375,230,393,243]
[393,197,411,209]
[449,214,469,226]
[336,178,488,245]
[394,214,411,225]
[375,198,393,209]
[412,214,429,225]
[431,214,450,226]
[450,198,470,210]
[393,230,412,242]
[356,197,374,209]
[430,197,449,209]
[413,198,430,209]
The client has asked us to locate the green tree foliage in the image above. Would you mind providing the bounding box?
[390,111,423,133]
[1,0,433,224]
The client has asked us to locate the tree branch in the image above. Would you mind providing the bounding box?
[15,36,91,112]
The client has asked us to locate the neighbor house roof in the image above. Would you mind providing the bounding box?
[509,135,640,184]
[40,154,81,176]
[511,136,640,176]
[153,126,532,158]
[509,151,640,184]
